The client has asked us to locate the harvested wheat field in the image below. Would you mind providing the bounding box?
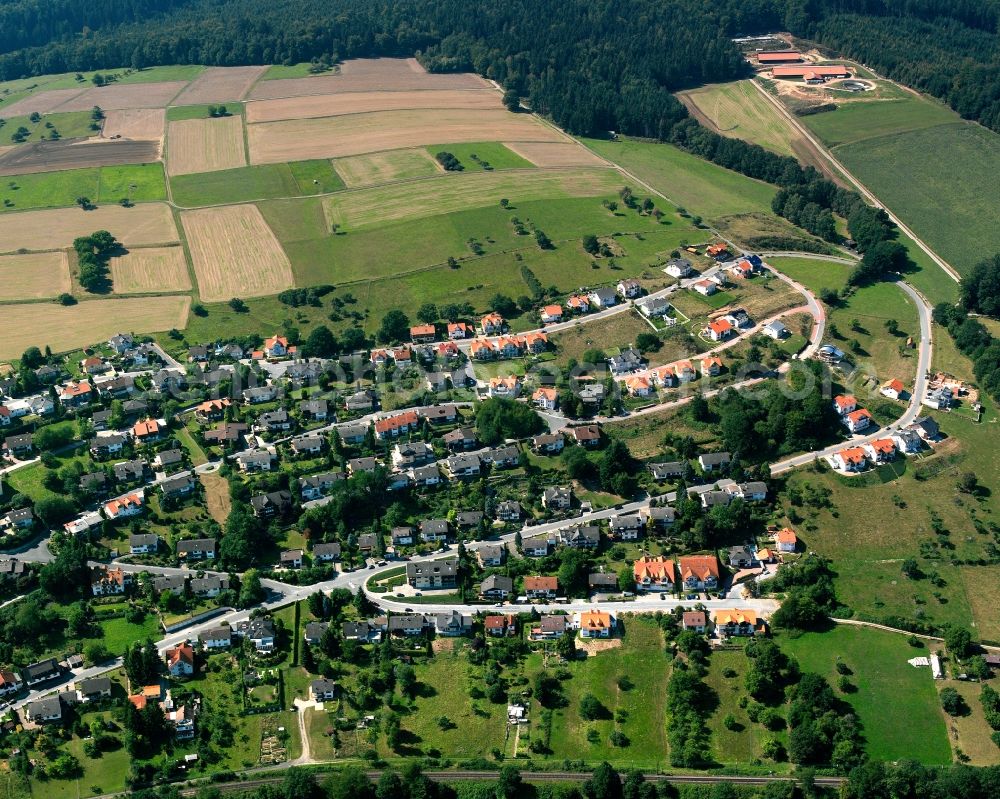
[504,141,609,167]
[102,108,166,141]
[245,89,501,123]
[181,204,294,301]
[0,88,87,117]
[249,58,489,100]
[110,246,192,293]
[0,296,191,359]
[167,116,246,175]
[333,148,441,187]
[0,252,70,300]
[324,167,622,229]
[0,203,178,252]
[55,82,188,112]
[172,66,268,105]
[248,108,561,164]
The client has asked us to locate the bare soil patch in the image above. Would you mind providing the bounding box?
[0,251,70,300]
[0,139,159,176]
[333,148,441,187]
[181,204,294,301]
[55,82,188,112]
[102,108,166,141]
[249,58,488,100]
[503,141,607,167]
[579,638,623,655]
[0,296,190,358]
[248,108,561,164]
[172,66,268,105]
[167,116,246,175]
[0,88,87,117]
[109,246,191,293]
[200,471,232,524]
[245,89,501,123]
[0,203,178,252]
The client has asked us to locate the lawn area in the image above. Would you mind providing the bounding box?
[99,613,161,654]
[116,65,206,84]
[605,405,718,461]
[764,255,852,297]
[0,110,97,145]
[893,229,960,306]
[425,142,534,171]
[5,447,91,502]
[543,617,670,768]
[705,649,774,765]
[780,625,952,764]
[0,163,165,212]
[166,103,244,122]
[803,96,958,149]
[936,677,1000,766]
[679,80,802,157]
[549,310,652,368]
[583,136,777,221]
[32,713,132,799]
[835,122,1000,275]
[170,159,343,207]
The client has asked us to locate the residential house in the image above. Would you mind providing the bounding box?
[113,459,146,483]
[280,549,304,569]
[542,486,573,509]
[480,312,506,335]
[310,679,338,702]
[578,610,614,638]
[291,434,325,457]
[698,452,731,472]
[496,500,521,522]
[104,493,144,521]
[161,474,195,498]
[456,511,485,531]
[443,427,477,451]
[634,556,676,592]
[262,334,294,358]
[609,514,643,540]
[682,611,706,633]
[477,544,506,569]
[91,565,132,596]
[833,395,857,416]
[194,398,231,423]
[485,614,517,637]
[649,461,686,481]
[483,445,519,469]
[154,448,184,469]
[391,527,415,547]
[75,676,112,702]
[700,490,732,509]
[245,618,276,652]
[2,507,34,531]
[337,423,368,445]
[312,542,342,562]
[374,410,419,439]
[303,622,330,645]
[406,558,458,589]
[418,404,458,424]
[448,322,474,339]
[567,294,591,313]
[588,286,617,308]
[129,533,160,555]
[392,441,434,469]
[636,295,672,318]
[434,611,472,637]
[488,375,521,398]
[255,408,292,433]
[728,546,754,569]
[704,318,734,342]
[844,408,873,433]
[480,575,513,599]
[342,620,385,643]
[522,535,552,557]
[524,575,559,599]
[3,433,33,457]
[701,356,723,377]
[242,385,278,405]
[166,644,196,677]
[623,374,652,397]
[532,432,564,454]
[589,573,619,592]
[678,555,720,592]
[540,304,563,323]
[910,416,940,441]
[864,438,897,464]
[608,348,643,374]
[81,355,110,375]
[190,576,229,598]
[251,490,293,519]
[344,390,376,413]
[562,525,600,548]
[236,449,275,473]
[348,456,380,475]
[571,424,601,447]
[892,428,923,454]
[775,528,798,553]
[446,452,481,478]
[645,505,677,531]
[25,695,64,723]
[923,386,953,410]
[23,658,61,686]
[199,627,233,650]
[154,574,187,595]
[97,375,135,399]
[762,320,789,340]
[176,538,217,560]
[674,360,696,382]
[79,472,108,494]
[532,387,558,411]
[664,258,694,278]
[203,422,248,445]
[530,614,567,640]
[713,610,764,638]
[410,463,442,486]
[410,323,437,344]
[59,381,93,407]
[420,519,450,543]
[299,398,329,421]
[726,481,767,501]
[692,279,717,296]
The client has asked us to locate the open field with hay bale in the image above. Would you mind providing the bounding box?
[0,202,178,252]
[54,81,188,112]
[503,141,608,167]
[181,204,294,301]
[170,160,343,206]
[0,252,71,300]
[171,66,268,105]
[247,57,488,100]
[166,115,247,175]
[101,108,166,140]
[333,148,441,187]
[247,108,562,164]
[323,166,621,229]
[109,246,192,293]
[0,88,88,117]
[0,296,191,358]
[245,88,501,123]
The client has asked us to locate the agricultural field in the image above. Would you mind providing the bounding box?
[100,108,166,140]
[108,246,192,293]
[55,81,188,112]
[181,204,294,301]
[333,148,441,187]
[0,201,177,250]
[247,108,563,164]
[0,295,190,358]
[323,167,621,229]
[0,163,165,212]
[423,142,534,172]
[678,79,802,157]
[504,140,609,167]
[802,95,958,149]
[166,115,247,175]
[0,110,97,145]
[835,122,1000,274]
[169,160,343,207]
[171,65,268,105]
[0,251,70,300]
[0,138,160,177]
[781,626,952,764]
[584,137,777,221]
[245,88,501,123]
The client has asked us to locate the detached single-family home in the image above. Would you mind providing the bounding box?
[617,278,642,299]
[485,614,517,637]
[23,658,61,686]
[540,304,563,323]
[864,438,897,464]
[637,296,671,318]
[542,486,573,509]
[692,279,717,296]
[480,312,506,335]
[682,611,707,633]
[129,533,160,555]
[664,258,693,278]
[532,387,558,411]
[434,610,473,637]
[578,610,614,638]
[310,679,338,702]
[589,573,619,592]
[589,287,618,308]
[291,434,325,457]
[299,471,344,501]
[25,695,64,724]
[571,424,601,447]
[104,493,144,521]
[775,528,798,553]
[199,626,233,651]
[525,576,559,599]
[726,481,767,501]
[833,395,857,416]
[892,427,923,454]
[166,643,196,677]
[761,320,788,340]
[0,669,23,696]
[236,449,275,473]
[844,408,873,433]
[634,556,676,592]
[609,514,643,540]
[312,542,342,562]
[698,451,731,472]
[251,490,293,519]
[480,575,513,599]
[530,615,568,640]
[303,621,330,645]
[410,323,436,344]
[391,527,415,547]
[91,565,133,596]
[280,549,304,569]
[832,447,867,472]
[245,618,276,652]
[191,576,229,598]
[420,518,450,542]
[522,535,552,557]
[714,609,765,638]
[177,538,217,560]
[678,555,720,592]
[406,558,458,589]
[704,318,734,342]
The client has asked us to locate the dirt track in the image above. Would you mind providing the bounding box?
[0,139,160,176]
